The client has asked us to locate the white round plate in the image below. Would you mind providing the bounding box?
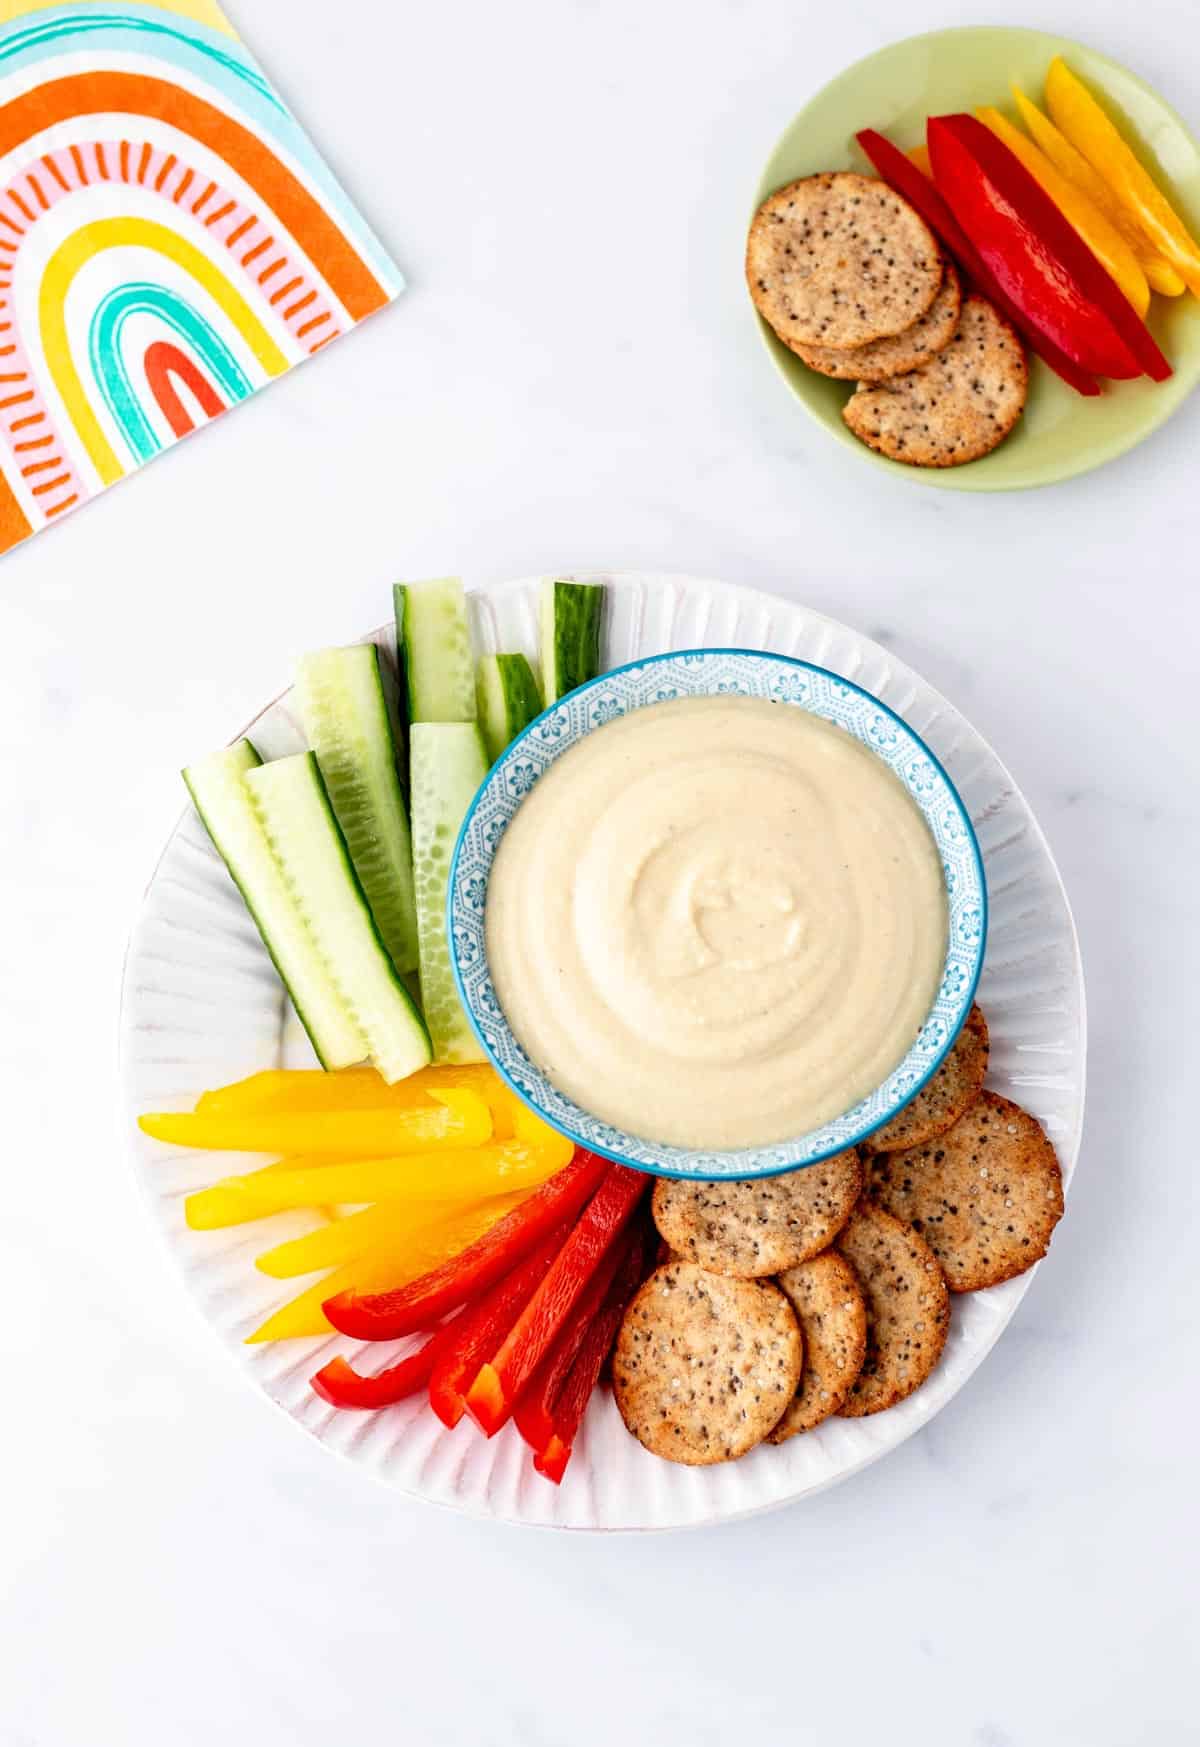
[120,572,1086,1531]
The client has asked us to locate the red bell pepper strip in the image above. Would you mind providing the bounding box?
[511,1216,639,1454]
[928,114,1170,382]
[855,126,1101,396]
[427,1218,573,1428]
[310,1314,465,1410]
[858,126,988,279]
[464,1163,649,1437]
[534,1224,650,1485]
[322,1149,607,1341]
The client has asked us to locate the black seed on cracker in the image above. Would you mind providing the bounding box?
[795,259,962,381]
[769,1252,868,1441]
[842,294,1027,467]
[864,1004,989,1154]
[650,1149,863,1278]
[836,1201,950,1416]
[613,1262,803,1465]
[746,171,942,349]
[865,1090,1064,1292]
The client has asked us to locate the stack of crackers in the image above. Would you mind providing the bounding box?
[612,1006,1065,1466]
[747,172,1028,468]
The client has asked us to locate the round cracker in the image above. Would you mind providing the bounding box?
[865,1090,1064,1292]
[613,1262,803,1465]
[747,171,942,349]
[842,294,1027,468]
[769,1252,868,1441]
[863,1004,989,1154]
[650,1149,863,1278]
[836,1202,950,1416]
[794,259,962,380]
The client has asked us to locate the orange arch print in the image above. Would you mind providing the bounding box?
[0,73,388,321]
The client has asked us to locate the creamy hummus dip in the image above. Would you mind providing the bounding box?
[485,695,948,1150]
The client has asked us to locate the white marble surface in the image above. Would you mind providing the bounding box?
[1,0,1197,1741]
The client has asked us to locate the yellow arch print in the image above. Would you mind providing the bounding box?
[40,216,289,485]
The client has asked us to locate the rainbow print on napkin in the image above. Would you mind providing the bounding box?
[0,0,402,554]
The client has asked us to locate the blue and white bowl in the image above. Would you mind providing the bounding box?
[448,649,987,1180]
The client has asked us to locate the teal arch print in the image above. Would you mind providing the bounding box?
[88,283,254,466]
[0,9,283,109]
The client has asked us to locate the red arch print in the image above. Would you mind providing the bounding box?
[0,73,388,321]
[143,340,225,438]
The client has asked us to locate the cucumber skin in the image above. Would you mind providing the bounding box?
[395,578,476,724]
[183,742,365,1071]
[245,752,431,1082]
[541,579,604,703]
[410,723,489,1064]
[477,652,542,763]
[392,585,411,726]
[295,644,420,976]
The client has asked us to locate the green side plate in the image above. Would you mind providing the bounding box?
[753,26,1200,491]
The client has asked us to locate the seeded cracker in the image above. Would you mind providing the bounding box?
[747,171,943,348]
[863,1004,990,1154]
[865,1090,1064,1291]
[794,259,962,380]
[842,294,1027,467]
[651,1148,863,1278]
[769,1252,868,1440]
[613,1262,803,1464]
[837,1202,950,1416]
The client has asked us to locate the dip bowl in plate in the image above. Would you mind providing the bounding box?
[448,649,986,1180]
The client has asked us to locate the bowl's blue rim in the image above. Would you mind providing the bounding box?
[447,647,988,1179]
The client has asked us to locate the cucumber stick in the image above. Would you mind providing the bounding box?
[183,743,365,1071]
[476,652,542,762]
[540,579,604,703]
[294,645,419,975]
[410,723,488,1062]
[245,753,432,1083]
[395,577,475,723]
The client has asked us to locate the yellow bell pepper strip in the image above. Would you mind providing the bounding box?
[908,143,932,177]
[195,1063,520,1139]
[255,1189,531,1278]
[140,1086,491,1158]
[248,1256,402,1342]
[247,1194,532,1340]
[197,1067,430,1116]
[242,1153,355,1223]
[197,1062,495,1114]
[1045,57,1200,298]
[976,106,1150,316]
[256,1200,461,1273]
[511,1099,568,1152]
[187,1135,570,1229]
[325,1150,606,1342]
[1010,85,1185,296]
